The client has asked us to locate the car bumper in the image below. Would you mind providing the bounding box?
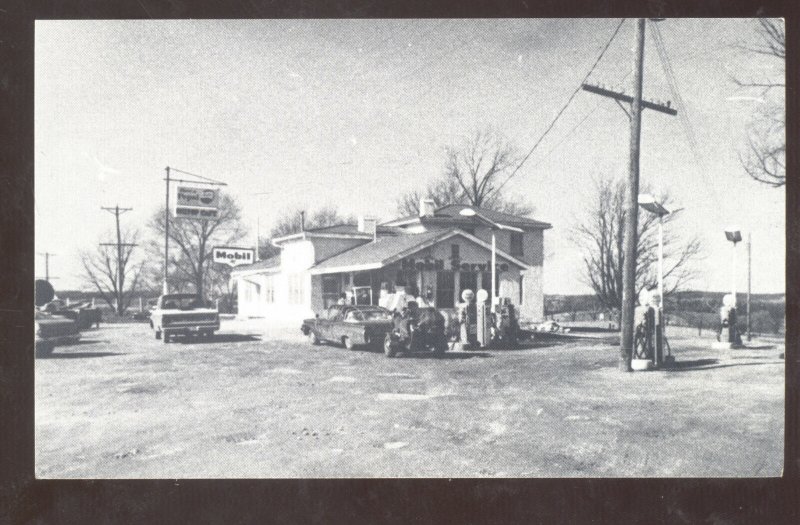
[36,333,81,347]
[163,323,219,334]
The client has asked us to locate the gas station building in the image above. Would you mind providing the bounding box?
[231,202,551,325]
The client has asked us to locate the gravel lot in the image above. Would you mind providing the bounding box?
[35,319,784,478]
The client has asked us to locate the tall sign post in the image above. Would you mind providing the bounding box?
[162,167,227,295]
[164,166,170,295]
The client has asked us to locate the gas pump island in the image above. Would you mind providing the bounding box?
[457,288,519,350]
[632,288,674,370]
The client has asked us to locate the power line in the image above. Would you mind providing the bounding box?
[494,18,627,196]
[169,167,228,185]
[649,21,727,218]
[528,69,636,173]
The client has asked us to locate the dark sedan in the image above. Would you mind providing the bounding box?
[301,305,393,350]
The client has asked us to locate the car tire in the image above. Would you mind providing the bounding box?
[35,342,55,358]
[308,331,320,345]
[384,334,398,358]
[155,330,162,340]
[163,333,171,344]
[343,336,355,350]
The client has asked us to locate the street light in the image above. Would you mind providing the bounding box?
[637,194,670,308]
[724,227,742,306]
[459,207,523,311]
[459,208,496,309]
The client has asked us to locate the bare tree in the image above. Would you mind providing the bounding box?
[572,177,702,313]
[80,228,145,315]
[396,129,534,217]
[733,18,785,187]
[148,193,248,298]
[740,101,785,187]
[259,206,355,259]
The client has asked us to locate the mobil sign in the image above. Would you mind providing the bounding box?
[171,184,219,220]
[213,247,255,267]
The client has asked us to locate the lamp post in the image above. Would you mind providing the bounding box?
[724,228,743,306]
[459,208,496,308]
[637,194,672,307]
[458,207,523,312]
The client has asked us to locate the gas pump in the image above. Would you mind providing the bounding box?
[717,293,742,346]
[458,289,477,348]
[495,297,519,347]
[475,289,492,348]
[633,288,655,365]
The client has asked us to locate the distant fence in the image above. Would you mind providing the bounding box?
[546,307,784,337]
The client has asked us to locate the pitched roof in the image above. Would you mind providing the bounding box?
[434,204,552,229]
[305,223,406,235]
[309,229,528,275]
[383,204,551,230]
[230,255,281,274]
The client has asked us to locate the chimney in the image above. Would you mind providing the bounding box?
[419,198,435,218]
[358,216,378,242]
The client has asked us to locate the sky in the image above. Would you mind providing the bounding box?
[34,19,785,294]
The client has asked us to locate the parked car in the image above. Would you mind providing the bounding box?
[45,300,101,330]
[35,310,80,357]
[149,294,220,343]
[383,304,449,358]
[301,304,394,350]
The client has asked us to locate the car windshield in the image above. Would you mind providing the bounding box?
[161,296,208,309]
[360,309,392,321]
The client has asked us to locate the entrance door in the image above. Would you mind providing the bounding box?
[459,271,478,297]
[436,271,455,308]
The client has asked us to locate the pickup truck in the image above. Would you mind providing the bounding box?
[149,293,220,343]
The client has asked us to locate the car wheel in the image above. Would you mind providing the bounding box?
[163,333,171,344]
[433,337,448,356]
[308,330,320,345]
[343,336,355,350]
[35,342,55,358]
[383,334,398,358]
[155,330,162,340]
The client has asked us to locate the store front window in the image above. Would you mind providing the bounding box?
[322,275,340,308]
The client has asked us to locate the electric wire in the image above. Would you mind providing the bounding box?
[169,167,228,185]
[649,22,728,218]
[527,68,635,174]
[493,18,627,196]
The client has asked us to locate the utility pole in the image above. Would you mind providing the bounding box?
[101,205,137,315]
[164,166,171,295]
[582,18,677,371]
[747,232,752,341]
[37,252,57,281]
[253,192,270,262]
